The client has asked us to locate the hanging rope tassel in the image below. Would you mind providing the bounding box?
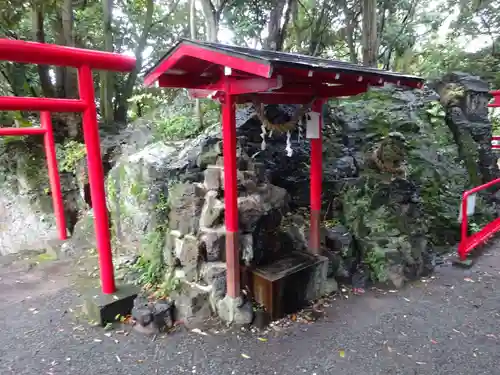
[260,124,267,150]
[285,130,293,157]
[251,97,316,134]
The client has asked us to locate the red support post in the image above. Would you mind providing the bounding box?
[309,99,325,255]
[41,111,67,240]
[221,90,241,299]
[78,65,116,294]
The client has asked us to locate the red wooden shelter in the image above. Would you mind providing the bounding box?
[144,39,425,299]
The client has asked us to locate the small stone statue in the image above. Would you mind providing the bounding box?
[369,132,407,177]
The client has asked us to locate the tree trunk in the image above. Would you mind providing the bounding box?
[100,0,115,126]
[308,0,327,56]
[361,0,378,67]
[31,3,54,97]
[190,0,203,129]
[264,0,288,50]
[61,0,78,99]
[342,0,358,63]
[199,0,218,42]
[114,0,154,123]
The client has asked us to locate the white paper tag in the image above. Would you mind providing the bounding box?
[458,193,476,221]
[306,111,321,139]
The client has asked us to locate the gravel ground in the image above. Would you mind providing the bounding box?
[1,247,500,375]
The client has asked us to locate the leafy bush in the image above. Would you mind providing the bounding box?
[56,140,86,174]
[129,89,221,141]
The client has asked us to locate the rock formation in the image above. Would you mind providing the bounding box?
[2,73,499,324]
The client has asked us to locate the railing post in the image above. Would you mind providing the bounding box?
[78,64,116,294]
[41,111,67,240]
[459,192,469,260]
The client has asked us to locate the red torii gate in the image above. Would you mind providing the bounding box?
[144,39,424,299]
[0,39,136,294]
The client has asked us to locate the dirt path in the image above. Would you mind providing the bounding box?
[1,246,500,375]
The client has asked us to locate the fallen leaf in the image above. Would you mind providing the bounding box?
[191,328,208,336]
[431,339,438,344]
[116,355,121,363]
[290,314,297,322]
[416,361,426,365]
[241,353,251,359]
[464,277,475,283]
[339,350,345,358]
[93,339,102,343]
[257,337,268,342]
[403,297,411,302]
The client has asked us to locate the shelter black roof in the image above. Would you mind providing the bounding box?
[145,38,424,88]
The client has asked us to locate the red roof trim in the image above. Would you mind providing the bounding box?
[144,43,273,87]
[145,39,425,94]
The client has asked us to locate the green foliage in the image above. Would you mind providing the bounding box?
[131,193,171,289]
[57,141,87,174]
[492,114,500,135]
[149,96,220,141]
[133,229,166,286]
[155,113,200,141]
[364,245,388,282]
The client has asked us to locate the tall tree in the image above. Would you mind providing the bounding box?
[100,0,114,126]
[361,0,378,66]
[190,0,202,128]
[198,0,229,41]
[263,0,294,51]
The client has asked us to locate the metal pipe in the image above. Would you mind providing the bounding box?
[458,177,500,260]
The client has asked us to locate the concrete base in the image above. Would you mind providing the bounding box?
[452,257,474,269]
[305,254,329,300]
[217,295,254,325]
[81,284,139,326]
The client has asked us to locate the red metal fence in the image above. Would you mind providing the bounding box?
[0,39,136,294]
[492,136,500,150]
[458,178,500,260]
